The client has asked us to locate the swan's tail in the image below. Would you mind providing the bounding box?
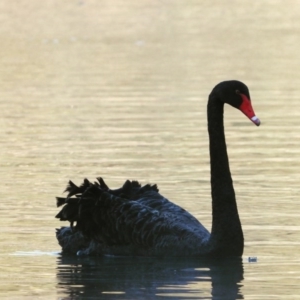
[55,177,159,239]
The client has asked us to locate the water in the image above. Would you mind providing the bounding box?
[56,256,244,299]
[1,0,300,298]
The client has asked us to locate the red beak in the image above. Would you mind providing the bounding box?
[239,94,261,126]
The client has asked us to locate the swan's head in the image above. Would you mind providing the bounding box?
[212,80,261,126]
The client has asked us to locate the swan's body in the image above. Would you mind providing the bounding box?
[55,80,260,257]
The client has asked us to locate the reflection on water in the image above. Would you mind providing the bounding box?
[57,256,244,300]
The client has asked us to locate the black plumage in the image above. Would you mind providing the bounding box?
[55,80,260,257]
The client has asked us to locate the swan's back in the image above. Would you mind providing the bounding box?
[56,178,210,256]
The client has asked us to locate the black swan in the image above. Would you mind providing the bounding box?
[55,80,260,257]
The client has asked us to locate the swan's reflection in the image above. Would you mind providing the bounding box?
[56,255,244,299]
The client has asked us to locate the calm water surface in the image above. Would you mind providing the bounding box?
[1,1,300,299]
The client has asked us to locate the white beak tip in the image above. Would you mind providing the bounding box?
[251,116,261,126]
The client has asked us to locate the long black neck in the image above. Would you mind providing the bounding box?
[207,94,244,256]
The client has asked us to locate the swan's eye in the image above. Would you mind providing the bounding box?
[235,90,240,94]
